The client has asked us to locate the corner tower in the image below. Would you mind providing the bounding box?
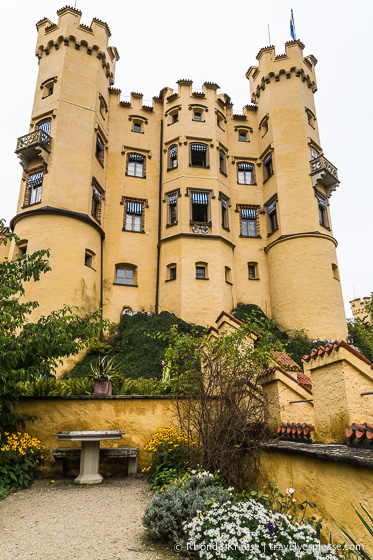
[247,41,347,340]
[10,7,119,318]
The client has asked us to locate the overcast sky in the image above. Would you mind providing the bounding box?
[1,0,372,319]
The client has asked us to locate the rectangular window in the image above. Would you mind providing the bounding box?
[266,200,278,234]
[193,111,202,121]
[127,154,145,177]
[28,172,44,205]
[172,113,178,123]
[169,266,177,280]
[190,143,208,167]
[239,131,247,142]
[237,163,254,185]
[133,122,142,133]
[263,154,273,181]
[219,150,227,174]
[91,185,101,219]
[168,145,178,169]
[221,198,229,229]
[248,263,258,279]
[317,194,329,228]
[191,192,209,223]
[311,146,319,160]
[168,194,178,225]
[96,135,104,165]
[125,201,143,232]
[196,265,206,279]
[116,267,135,285]
[240,209,257,237]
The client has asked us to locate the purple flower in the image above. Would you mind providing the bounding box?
[267,521,275,535]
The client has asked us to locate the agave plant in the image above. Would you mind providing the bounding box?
[334,503,372,560]
[89,356,121,380]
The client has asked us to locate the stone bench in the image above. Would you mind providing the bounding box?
[53,447,139,477]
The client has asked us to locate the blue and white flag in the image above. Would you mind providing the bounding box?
[290,10,296,41]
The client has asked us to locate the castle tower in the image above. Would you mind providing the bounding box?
[246,41,347,340]
[9,7,347,343]
[10,7,119,318]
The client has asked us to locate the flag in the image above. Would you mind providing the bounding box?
[290,10,296,41]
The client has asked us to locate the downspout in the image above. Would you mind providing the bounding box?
[155,119,163,315]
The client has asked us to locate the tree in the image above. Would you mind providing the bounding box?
[0,220,112,433]
[163,321,284,490]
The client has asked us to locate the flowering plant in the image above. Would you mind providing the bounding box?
[143,425,196,489]
[0,432,46,496]
[185,499,339,560]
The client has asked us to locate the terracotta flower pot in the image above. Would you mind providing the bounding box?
[93,378,113,396]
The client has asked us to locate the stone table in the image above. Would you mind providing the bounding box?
[54,430,125,484]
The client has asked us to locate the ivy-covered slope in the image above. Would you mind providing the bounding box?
[231,303,330,367]
[66,311,205,380]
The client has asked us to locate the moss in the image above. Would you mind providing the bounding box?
[67,310,204,380]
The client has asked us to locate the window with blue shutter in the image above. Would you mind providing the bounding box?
[28,171,44,205]
[190,143,208,167]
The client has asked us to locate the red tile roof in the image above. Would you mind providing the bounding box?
[271,351,301,372]
[260,365,312,395]
[302,340,373,369]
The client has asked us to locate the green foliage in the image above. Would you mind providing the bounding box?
[142,473,231,545]
[144,425,194,490]
[231,303,329,367]
[0,432,46,498]
[0,219,112,434]
[87,338,113,355]
[89,355,121,380]
[67,310,204,380]
[112,377,175,396]
[348,321,373,363]
[334,503,373,560]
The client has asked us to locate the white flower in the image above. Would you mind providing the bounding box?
[286,487,295,495]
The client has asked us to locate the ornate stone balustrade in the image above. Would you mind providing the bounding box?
[310,155,339,197]
[15,129,52,171]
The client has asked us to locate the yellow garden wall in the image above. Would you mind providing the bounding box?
[259,448,373,556]
[15,397,175,475]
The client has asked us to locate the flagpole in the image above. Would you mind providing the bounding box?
[290,9,297,41]
[267,24,271,45]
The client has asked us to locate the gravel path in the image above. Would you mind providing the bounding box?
[0,477,179,560]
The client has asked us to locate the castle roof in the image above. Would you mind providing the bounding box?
[302,340,373,368]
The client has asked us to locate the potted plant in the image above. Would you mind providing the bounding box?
[89,356,120,396]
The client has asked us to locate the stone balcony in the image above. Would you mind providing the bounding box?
[310,155,339,197]
[15,129,52,171]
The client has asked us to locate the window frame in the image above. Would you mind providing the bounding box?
[115,264,138,286]
[237,162,254,185]
[168,144,178,170]
[189,143,209,168]
[91,178,105,223]
[219,149,227,175]
[263,153,274,182]
[84,249,96,269]
[220,196,229,230]
[127,153,145,178]
[25,170,44,207]
[239,207,259,238]
[122,197,147,233]
[166,263,177,282]
[95,134,105,167]
[265,197,279,236]
[195,262,208,280]
[190,190,211,224]
[316,192,329,229]
[167,191,178,226]
[248,262,259,280]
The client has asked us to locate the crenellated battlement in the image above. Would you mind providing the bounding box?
[246,40,318,102]
[34,7,118,86]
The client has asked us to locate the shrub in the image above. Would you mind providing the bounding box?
[67,311,204,380]
[0,432,46,497]
[185,499,340,559]
[143,472,232,545]
[144,425,195,489]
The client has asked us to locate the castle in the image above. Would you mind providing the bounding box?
[4,6,347,341]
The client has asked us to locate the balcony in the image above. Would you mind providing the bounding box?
[310,155,339,197]
[15,129,52,171]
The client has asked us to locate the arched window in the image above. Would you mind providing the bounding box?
[168,145,178,169]
[190,143,208,167]
[37,119,51,135]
